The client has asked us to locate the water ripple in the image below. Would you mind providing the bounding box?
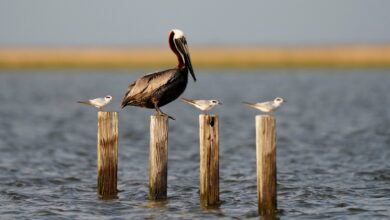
[0,70,390,219]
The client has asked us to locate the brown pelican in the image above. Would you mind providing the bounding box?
[121,29,196,120]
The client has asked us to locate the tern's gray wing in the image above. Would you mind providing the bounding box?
[196,100,213,110]
[253,101,275,112]
[196,100,211,106]
[182,98,210,110]
[89,98,106,106]
[257,101,274,108]
[243,101,273,112]
[77,100,92,106]
[242,101,257,107]
[181,97,197,105]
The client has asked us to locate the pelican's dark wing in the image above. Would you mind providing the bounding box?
[121,69,177,107]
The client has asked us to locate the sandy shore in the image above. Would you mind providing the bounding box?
[1,46,390,69]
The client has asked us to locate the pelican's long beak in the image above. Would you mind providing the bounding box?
[185,55,196,82]
[175,37,196,82]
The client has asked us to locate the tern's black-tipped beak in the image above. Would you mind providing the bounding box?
[175,37,196,82]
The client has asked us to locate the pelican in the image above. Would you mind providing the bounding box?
[121,29,196,120]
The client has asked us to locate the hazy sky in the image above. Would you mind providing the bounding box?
[1,0,390,46]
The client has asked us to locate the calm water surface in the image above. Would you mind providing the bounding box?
[0,69,389,219]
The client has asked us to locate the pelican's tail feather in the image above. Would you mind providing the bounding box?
[120,100,128,109]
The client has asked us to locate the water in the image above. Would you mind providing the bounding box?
[0,69,389,219]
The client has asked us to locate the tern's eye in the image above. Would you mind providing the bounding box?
[212,100,217,103]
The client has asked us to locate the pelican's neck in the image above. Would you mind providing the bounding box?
[169,31,185,68]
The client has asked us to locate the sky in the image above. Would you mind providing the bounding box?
[0,0,390,46]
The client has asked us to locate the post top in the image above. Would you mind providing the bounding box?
[256,114,275,118]
[256,114,276,121]
[98,111,118,115]
[199,114,218,117]
[150,115,169,119]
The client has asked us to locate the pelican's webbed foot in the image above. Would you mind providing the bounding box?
[152,98,176,120]
[155,110,175,120]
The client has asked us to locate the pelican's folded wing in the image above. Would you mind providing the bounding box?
[121,69,176,107]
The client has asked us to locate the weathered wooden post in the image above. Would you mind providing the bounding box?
[97,111,118,199]
[256,115,277,215]
[199,114,219,207]
[149,115,169,200]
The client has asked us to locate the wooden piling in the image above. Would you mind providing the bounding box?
[199,114,219,207]
[97,111,118,199]
[256,115,277,215]
[149,115,169,200]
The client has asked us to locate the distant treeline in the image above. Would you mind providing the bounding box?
[1,46,390,69]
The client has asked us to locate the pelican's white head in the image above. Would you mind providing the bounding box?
[171,29,184,39]
[169,28,196,81]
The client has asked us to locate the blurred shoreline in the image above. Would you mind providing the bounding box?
[1,45,390,69]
